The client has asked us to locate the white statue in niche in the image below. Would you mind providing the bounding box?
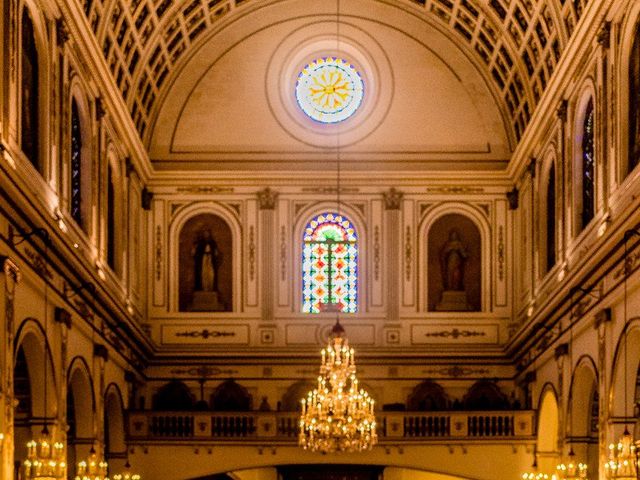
[435,229,472,311]
[189,229,224,311]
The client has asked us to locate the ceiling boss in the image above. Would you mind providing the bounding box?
[295,57,364,123]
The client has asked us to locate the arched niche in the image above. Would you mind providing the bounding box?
[567,357,598,472]
[178,213,233,312]
[536,385,560,473]
[426,212,483,312]
[406,380,449,411]
[105,146,125,276]
[104,384,127,458]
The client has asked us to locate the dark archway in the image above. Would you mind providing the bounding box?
[210,380,252,411]
[406,380,449,411]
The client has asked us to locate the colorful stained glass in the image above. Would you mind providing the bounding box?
[302,213,357,313]
[295,57,364,124]
[581,98,595,230]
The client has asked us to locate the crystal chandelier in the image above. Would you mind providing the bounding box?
[521,473,550,480]
[556,452,588,480]
[112,461,141,480]
[604,429,638,480]
[299,320,377,453]
[75,447,109,480]
[22,427,67,480]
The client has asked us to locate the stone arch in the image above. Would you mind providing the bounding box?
[420,204,490,312]
[567,355,598,472]
[169,203,242,312]
[293,202,367,314]
[609,318,640,419]
[67,357,96,475]
[536,384,560,474]
[571,80,597,236]
[14,318,58,419]
[407,380,449,411]
[104,383,127,458]
[13,319,58,464]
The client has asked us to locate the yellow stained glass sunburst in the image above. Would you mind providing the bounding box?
[295,57,364,123]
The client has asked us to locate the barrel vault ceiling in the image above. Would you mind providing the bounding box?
[79,0,590,156]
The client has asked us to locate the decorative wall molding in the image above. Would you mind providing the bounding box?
[411,324,499,344]
[422,366,491,378]
[175,186,234,194]
[161,324,249,345]
[257,187,278,210]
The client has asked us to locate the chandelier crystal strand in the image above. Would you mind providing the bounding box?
[298,321,377,453]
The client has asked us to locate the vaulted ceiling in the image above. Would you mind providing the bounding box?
[80,0,590,155]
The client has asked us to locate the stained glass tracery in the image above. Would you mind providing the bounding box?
[302,213,357,313]
[295,57,364,124]
[580,98,595,230]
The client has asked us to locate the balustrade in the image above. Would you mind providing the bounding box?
[128,410,534,443]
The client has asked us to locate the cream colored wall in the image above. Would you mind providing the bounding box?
[2,1,640,480]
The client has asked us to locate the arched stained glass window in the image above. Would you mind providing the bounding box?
[546,163,556,273]
[302,213,357,313]
[70,100,83,227]
[107,164,116,270]
[21,8,40,171]
[629,22,640,174]
[581,98,595,230]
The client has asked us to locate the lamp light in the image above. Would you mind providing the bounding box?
[298,319,377,453]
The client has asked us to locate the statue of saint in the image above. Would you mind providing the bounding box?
[440,229,468,291]
[192,229,220,292]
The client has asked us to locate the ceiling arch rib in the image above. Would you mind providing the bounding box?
[79,0,590,144]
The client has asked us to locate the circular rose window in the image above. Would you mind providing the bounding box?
[295,57,364,124]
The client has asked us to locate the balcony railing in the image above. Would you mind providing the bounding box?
[127,410,535,443]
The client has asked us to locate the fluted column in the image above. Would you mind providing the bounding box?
[0,257,21,480]
[258,188,278,321]
[384,188,403,322]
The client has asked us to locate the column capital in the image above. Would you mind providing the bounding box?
[383,188,403,210]
[257,187,278,210]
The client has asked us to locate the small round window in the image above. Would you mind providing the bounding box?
[295,57,364,124]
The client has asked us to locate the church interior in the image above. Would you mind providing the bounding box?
[2,0,640,479]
